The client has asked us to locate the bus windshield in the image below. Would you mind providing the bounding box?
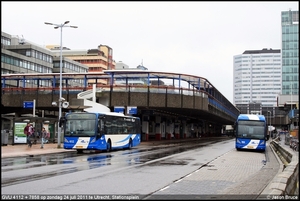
[236,121,265,140]
[64,113,97,137]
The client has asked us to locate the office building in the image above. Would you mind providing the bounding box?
[48,45,115,86]
[1,31,89,88]
[281,9,299,96]
[233,48,282,107]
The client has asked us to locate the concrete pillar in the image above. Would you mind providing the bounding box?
[174,122,180,139]
[189,123,194,138]
[10,119,14,132]
[182,121,187,138]
[142,119,149,141]
[166,119,173,140]
[193,125,198,138]
[155,116,162,140]
[197,126,201,138]
[203,122,207,137]
[161,122,166,139]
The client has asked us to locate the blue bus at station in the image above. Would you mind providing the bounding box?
[60,112,141,153]
[235,114,268,152]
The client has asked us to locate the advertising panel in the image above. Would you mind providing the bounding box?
[14,122,27,144]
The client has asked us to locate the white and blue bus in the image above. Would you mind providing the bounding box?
[235,114,268,152]
[60,112,141,153]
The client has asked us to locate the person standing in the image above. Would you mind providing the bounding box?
[24,123,33,147]
[40,127,47,149]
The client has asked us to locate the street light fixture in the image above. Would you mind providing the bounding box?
[45,21,78,148]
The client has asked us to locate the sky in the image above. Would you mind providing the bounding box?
[1,1,299,103]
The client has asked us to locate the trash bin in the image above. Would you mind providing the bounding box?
[2,130,9,146]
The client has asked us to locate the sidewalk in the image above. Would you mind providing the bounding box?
[1,143,76,158]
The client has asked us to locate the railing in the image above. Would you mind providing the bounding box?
[265,140,299,196]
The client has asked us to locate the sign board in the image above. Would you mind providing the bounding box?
[127,106,137,115]
[23,101,33,109]
[14,122,27,144]
[114,106,125,114]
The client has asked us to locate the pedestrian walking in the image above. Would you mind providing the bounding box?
[40,127,48,149]
[24,123,34,147]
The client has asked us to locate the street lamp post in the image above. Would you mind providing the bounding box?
[268,111,271,139]
[45,21,78,148]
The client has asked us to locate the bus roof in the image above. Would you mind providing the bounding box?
[237,114,266,121]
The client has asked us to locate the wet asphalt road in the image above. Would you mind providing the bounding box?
[1,137,279,199]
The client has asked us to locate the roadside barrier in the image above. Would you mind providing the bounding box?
[261,140,299,196]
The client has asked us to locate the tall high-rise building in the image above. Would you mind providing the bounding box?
[233,48,282,107]
[281,10,299,96]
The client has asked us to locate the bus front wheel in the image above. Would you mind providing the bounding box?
[106,140,111,152]
[128,139,132,150]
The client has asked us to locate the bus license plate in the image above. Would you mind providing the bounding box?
[76,146,83,148]
[247,146,253,148]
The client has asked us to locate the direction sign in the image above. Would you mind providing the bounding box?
[23,101,34,109]
[114,106,125,113]
[127,106,137,115]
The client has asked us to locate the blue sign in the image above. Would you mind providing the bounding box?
[127,106,137,115]
[114,106,124,113]
[23,101,33,109]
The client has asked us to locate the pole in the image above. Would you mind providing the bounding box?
[268,111,271,139]
[57,26,63,148]
[270,113,271,129]
[45,21,77,149]
[33,99,36,118]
